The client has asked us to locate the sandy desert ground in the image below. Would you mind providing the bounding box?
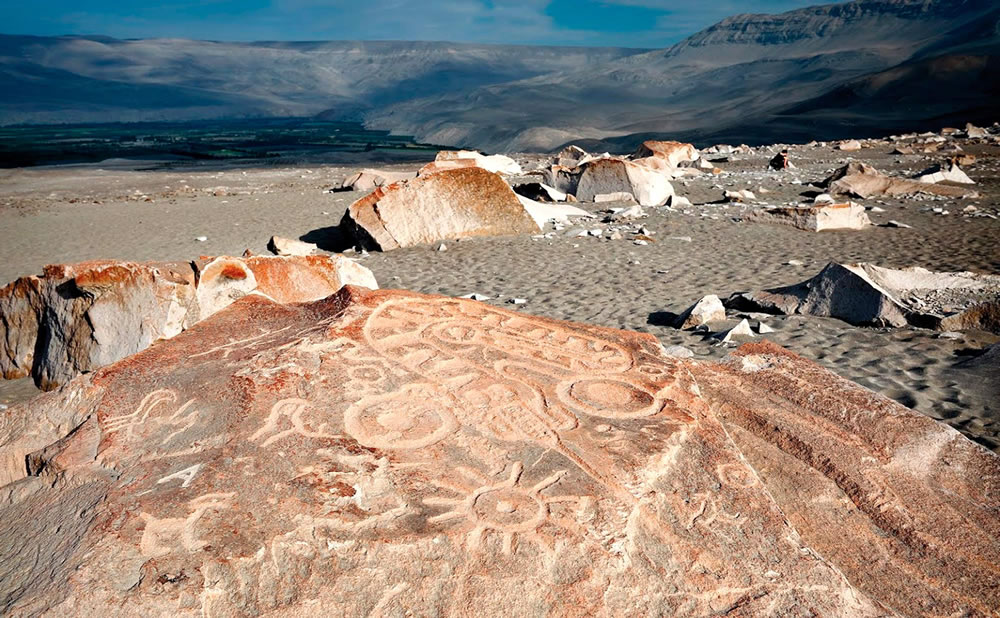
[1,141,998,451]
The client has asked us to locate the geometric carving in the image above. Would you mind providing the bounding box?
[139,492,236,558]
[423,462,583,555]
[343,383,458,450]
[556,377,663,419]
[249,398,339,448]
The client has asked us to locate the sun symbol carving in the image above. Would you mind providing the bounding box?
[423,462,583,556]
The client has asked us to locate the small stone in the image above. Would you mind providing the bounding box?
[508,298,528,305]
[786,260,805,267]
[718,319,756,344]
[267,236,317,257]
[758,322,775,334]
[195,236,208,242]
[676,295,727,329]
[663,345,695,359]
[460,293,490,301]
[885,220,912,229]
[437,243,448,252]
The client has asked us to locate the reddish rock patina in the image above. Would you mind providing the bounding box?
[341,167,540,251]
[0,287,996,616]
[0,255,376,390]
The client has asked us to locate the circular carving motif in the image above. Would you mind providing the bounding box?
[717,463,758,488]
[344,386,458,449]
[558,378,662,419]
[471,487,547,533]
[429,321,481,346]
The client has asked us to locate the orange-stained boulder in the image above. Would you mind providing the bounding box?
[341,167,540,251]
[0,287,996,616]
[632,140,700,167]
[0,255,376,390]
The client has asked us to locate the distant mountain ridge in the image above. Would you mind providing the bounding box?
[367,0,999,150]
[1,0,997,152]
[0,36,646,126]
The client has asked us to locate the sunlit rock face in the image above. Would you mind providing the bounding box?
[0,255,376,390]
[1,286,997,616]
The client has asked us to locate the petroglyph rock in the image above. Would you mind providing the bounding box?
[341,167,540,251]
[0,255,376,390]
[727,262,1000,331]
[0,287,997,616]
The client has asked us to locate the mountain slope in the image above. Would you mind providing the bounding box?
[366,0,1000,150]
[1,0,997,151]
[0,36,646,125]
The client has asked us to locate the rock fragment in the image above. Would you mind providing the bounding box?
[341,167,539,251]
[0,255,376,389]
[746,203,871,231]
[267,236,317,257]
[727,262,1000,331]
[576,159,674,207]
[675,295,727,329]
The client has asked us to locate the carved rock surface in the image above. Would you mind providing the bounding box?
[576,159,674,207]
[1,287,997,616]
[0,255,376,390]
[727,262,1000,330]
[341,167,540,251]
[746,203,872,231]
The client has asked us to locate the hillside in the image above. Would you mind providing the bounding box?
[1,0,997,151]
[367,0,999,150]
[0,36,645,125]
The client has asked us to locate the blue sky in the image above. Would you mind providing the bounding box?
[0,0,840,47]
